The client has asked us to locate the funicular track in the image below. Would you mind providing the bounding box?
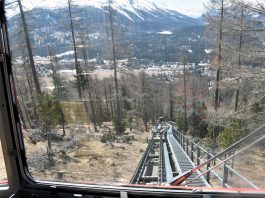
[130,124,168,184]
[130,122,262,188]
[166,125,208,187]
[130,123,208,186]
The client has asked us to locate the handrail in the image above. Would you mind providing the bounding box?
[184,135,264,188]
[173,129,259,189]
[0,180,8,185]
[225,164,259,189]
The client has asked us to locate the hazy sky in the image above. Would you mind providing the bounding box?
[156,0,208,17]
[6,0,208,18]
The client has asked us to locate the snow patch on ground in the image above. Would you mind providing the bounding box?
[34,56,51,64]
[88,32,101,39]
[15,56,50,65]
[56,51,74,58]
[204,49,213,54]
[114,8,135,21]
[158,31,173,35]
[58,70,76,75]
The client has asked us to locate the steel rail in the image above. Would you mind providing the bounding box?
[130,123,168,184]
[130,134,154,184]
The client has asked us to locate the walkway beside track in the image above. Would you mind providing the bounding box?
[166,125,209,187]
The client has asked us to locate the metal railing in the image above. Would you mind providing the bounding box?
[173,130,259,189]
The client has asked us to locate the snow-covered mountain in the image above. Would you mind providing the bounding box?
[8,0,195,19]
[8,0,208,64]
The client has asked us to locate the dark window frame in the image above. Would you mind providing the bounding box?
[0,0,265,197]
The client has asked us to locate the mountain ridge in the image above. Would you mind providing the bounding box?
[9,3,208,64]
[7,0,201,19]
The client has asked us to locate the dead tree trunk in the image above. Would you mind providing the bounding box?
[104,86,111,121]
[169,81,174,121]
[48,45,66,136]
[183,60,188,132]
[235,8,244,112]
[214,0,224,111]
[14,74,32,129]
[86,79,98,132]
[141,71,148,132]
[108,2,123,134]
[67,0,82,99]
[108,84,114,120]
[81,38,89,70]
[17,0,41,94]
[22,64,37,123]
[192,66,196,131]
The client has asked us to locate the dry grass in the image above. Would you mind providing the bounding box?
[196,144,265,189]
[64,131,149,184]
[25,125,150,185]
[60,102,90,124]
[230,145,265,188]
[3,124,264,188]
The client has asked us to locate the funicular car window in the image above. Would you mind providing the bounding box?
[4,0,265,193]
[0,142,8,185]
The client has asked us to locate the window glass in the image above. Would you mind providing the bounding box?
[0,142,8,184]
[5,0,265,190]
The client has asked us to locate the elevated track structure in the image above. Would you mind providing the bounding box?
[130,122,261,189]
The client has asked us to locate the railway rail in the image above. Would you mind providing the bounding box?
[130,123,168,184]
[130,122,208,186]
